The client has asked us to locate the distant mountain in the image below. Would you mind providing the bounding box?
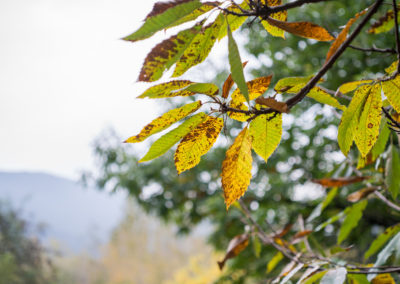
[0,172,126,253]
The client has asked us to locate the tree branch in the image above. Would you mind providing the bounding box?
[285,0,385,109]
[349,44,396,54]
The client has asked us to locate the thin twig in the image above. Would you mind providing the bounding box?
[374,191,400,212]
[349,44,396,54]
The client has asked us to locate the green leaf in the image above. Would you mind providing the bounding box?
[252,235,262,258]
[301,271,327,284]
[368,9,398,34]
[347,274,369,284]
[338,85,370,156]
[173,14,223,77]
[365,223,400,259]
[249,113,282,163]
[338,200,368,244]
[354,84,382,157]
[267,251,283,273]
[139,112,207,162]
[307,87,346,111]
[184,83,219,96]
[138,21,202,82]
[166,1,221,29]
[274,76,313,93]
[138,80,194,99]
[338,80,373,94]
[320,268,347,284]
[386,144,400,199]
[227,23,249,103]
[367,232,400,281]
[123,0,202,42]
[125,101,202,143]
[307,187,338,223]
[315,211,345,232]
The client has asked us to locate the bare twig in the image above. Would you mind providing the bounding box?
[349,44,396,54]
[374,191,400,212]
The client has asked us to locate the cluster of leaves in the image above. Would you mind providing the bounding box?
[115,0,400,282]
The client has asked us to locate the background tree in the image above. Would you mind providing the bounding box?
[92,0,400,282]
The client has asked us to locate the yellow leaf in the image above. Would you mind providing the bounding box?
[368,10,396,34]
[174,115,223,174]
[250,113,282,162]
[385,60,398,75]
[338,85,370,156]
[307,87,346,111]
[372,273,396,284]
[325,9,366,63]
[125,101,202,143]
[231,76,273,103]
[222,127,253,209]
[266,18,334,41]
[138,80,194,99]
[228,76,273,121]
[382,75,400,113]
[217,2,249,40]
[338,80,374,94]
[217,234,249,270]
[260,0,287,38]
[354,84,382,157]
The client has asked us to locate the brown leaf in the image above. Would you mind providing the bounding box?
[312,176,370,187]
[325,9,366,63]
[217,234,249,270]
[274,224,293,238]
[347,187,377,203]
[293,230,313,240]
[255,97,289,113]
[222,61,248,99]
[266,17,334,41]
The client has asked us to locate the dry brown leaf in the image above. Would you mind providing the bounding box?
[347,187,377,203]
[293,230,313,240]
[274,224,293,238]
[266,17,334,41]
[255,97,289,113]
[312,176,370,187]
[217,234,249,270]
[325,9,366,63]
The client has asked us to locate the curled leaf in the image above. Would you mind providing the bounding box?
[325,9,366,63]
[217,234,249,270]
[347,187,377,203]
[255,97,289,113]
[312,176,370,187]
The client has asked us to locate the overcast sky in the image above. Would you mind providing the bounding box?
[0,0,166,179]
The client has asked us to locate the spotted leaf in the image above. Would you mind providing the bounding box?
[260,0,287,38]
[123,0,202,42]
[139,113,207,162]
[125,101,202,143]
[138,21,202,82]
[222,127,253,209]
[382,75,400,113]
[173,14,223,77]
[174,115,223,174]
[354,84,382,157]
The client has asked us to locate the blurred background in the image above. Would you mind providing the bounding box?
[0,0,396,283]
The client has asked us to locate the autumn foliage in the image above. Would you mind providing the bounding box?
[121,0,400,282]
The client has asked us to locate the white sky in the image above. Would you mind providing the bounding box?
[0,0,165,179]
